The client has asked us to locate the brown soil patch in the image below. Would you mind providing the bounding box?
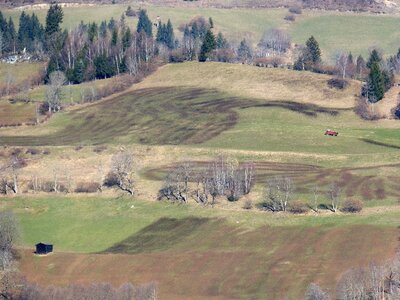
[18,220,399,300]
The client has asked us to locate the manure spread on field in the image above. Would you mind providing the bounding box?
[0,87,340,146]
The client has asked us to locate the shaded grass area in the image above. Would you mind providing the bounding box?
[8,196,398,299]
[0,86,345,146]
[2,196,399,253]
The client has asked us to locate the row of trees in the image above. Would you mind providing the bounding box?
[158,156,255,206]
[261,178,361,213]
[0,148,139,197]
[306,252,400,300]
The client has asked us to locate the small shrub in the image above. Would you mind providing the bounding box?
[242,200,253,210]
[103,171,119,187]
[392,104,400,119]
[327,78,349,90]
[38,102,50,115]
[75,182,101,193]
[284,14,296,22]
[227,194,240,202]
[10,148,22,156]
[169,50,185,63]
[26,148,41,155]
[289,200,309,214]
[93,145,107,153]
[341,199,363,213]
[288,6,302,14]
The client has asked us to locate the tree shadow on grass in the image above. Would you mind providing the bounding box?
[0,87,343,146]
[360,138,400,150]
[102,217,211,254]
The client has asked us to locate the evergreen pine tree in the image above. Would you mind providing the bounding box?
[237,39,252,63]
[18,12,30,50]
[111,27,118,46]
[198,29,216,62]
[137,9,152,37]
[108,18,116,31]
[367,61,385,103]
[7,18,16,53]
[88,22,98,43]
[122,27,131,50]
[216,32,228,49]
[45,4,63,36]
[156,22,162,42]
[305,36,321,64]
[191,22,199,39]
[100,21,108,38]
[367,49,382,68]
[73,59,85,84]
[166,19,174,49]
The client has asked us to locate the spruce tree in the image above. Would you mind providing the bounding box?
[122,27,131,50]
[7,18,16,53]
[73,59,85,84]
[216,32,228,49]
[198,29,216,62]
[367,49,382,68]
[367,61,384,103]
[237,39,252,63]
[111,27,118,46]
[45,4,63,36]
[136,9,152,37]
[166,19,174,49]
[305,36,321,64]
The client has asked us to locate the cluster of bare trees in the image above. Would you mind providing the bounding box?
[261,179,355,213]
[306,252,400,300]
[262,176,295,212]
[45,71,66,113]
[258,28,291,56]
[158,156,255,206]
[0,155,26,195]
[0,211,18,271]
[0,279,157,300]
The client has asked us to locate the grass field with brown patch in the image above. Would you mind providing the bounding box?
[9,196,398,300]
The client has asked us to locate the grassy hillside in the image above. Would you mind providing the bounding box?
[3,196,398,299]
[2,62,399,157]
[4,5,400,58]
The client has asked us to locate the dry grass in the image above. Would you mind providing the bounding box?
[136,62,361,109]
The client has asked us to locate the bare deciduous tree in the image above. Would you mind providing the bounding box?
[159,162,192,204]
[0,211,19,271]
[110,150,136,195]
[46,71,66,113]
[263,176,295,212]
[259,28,291,55]
[305,283,330,300]
[327,183,341,212]
[310,185,320,212]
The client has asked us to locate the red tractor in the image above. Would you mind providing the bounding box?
[324,129,338,136]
